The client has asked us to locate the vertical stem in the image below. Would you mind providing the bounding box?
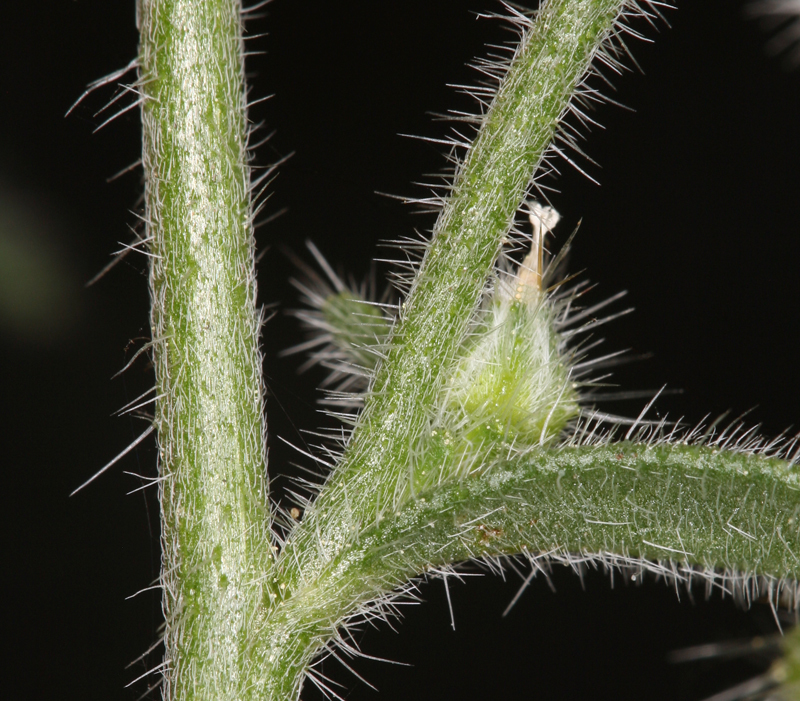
[138,1,272,699]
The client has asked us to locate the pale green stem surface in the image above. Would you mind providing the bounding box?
[140,1,272,700]
[260,444,800,699]
[279,0,630,595]
[135,1,800,700]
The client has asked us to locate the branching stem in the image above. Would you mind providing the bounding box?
[134,1,800,700]
[279,0,632,597]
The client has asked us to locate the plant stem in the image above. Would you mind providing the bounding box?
[135,2,800,701]
[261,444,800,699]
[279,0,630,597]
[139,1,273,699]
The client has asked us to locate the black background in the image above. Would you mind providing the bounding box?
[3,1,799,700]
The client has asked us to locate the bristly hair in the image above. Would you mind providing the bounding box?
[283,240,396,400]
[88,3,800,701]
[286,204,640,453]
[377,1,673,302]
[274,5,800,694]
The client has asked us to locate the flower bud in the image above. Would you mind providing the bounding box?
[443,202,577,454]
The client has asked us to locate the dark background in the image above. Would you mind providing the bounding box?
[3,1,799,700]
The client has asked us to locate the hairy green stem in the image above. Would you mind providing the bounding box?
[134,0,800,700]
[139,1,272,699]
[279,0,629,595]
[261,444,800,699]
